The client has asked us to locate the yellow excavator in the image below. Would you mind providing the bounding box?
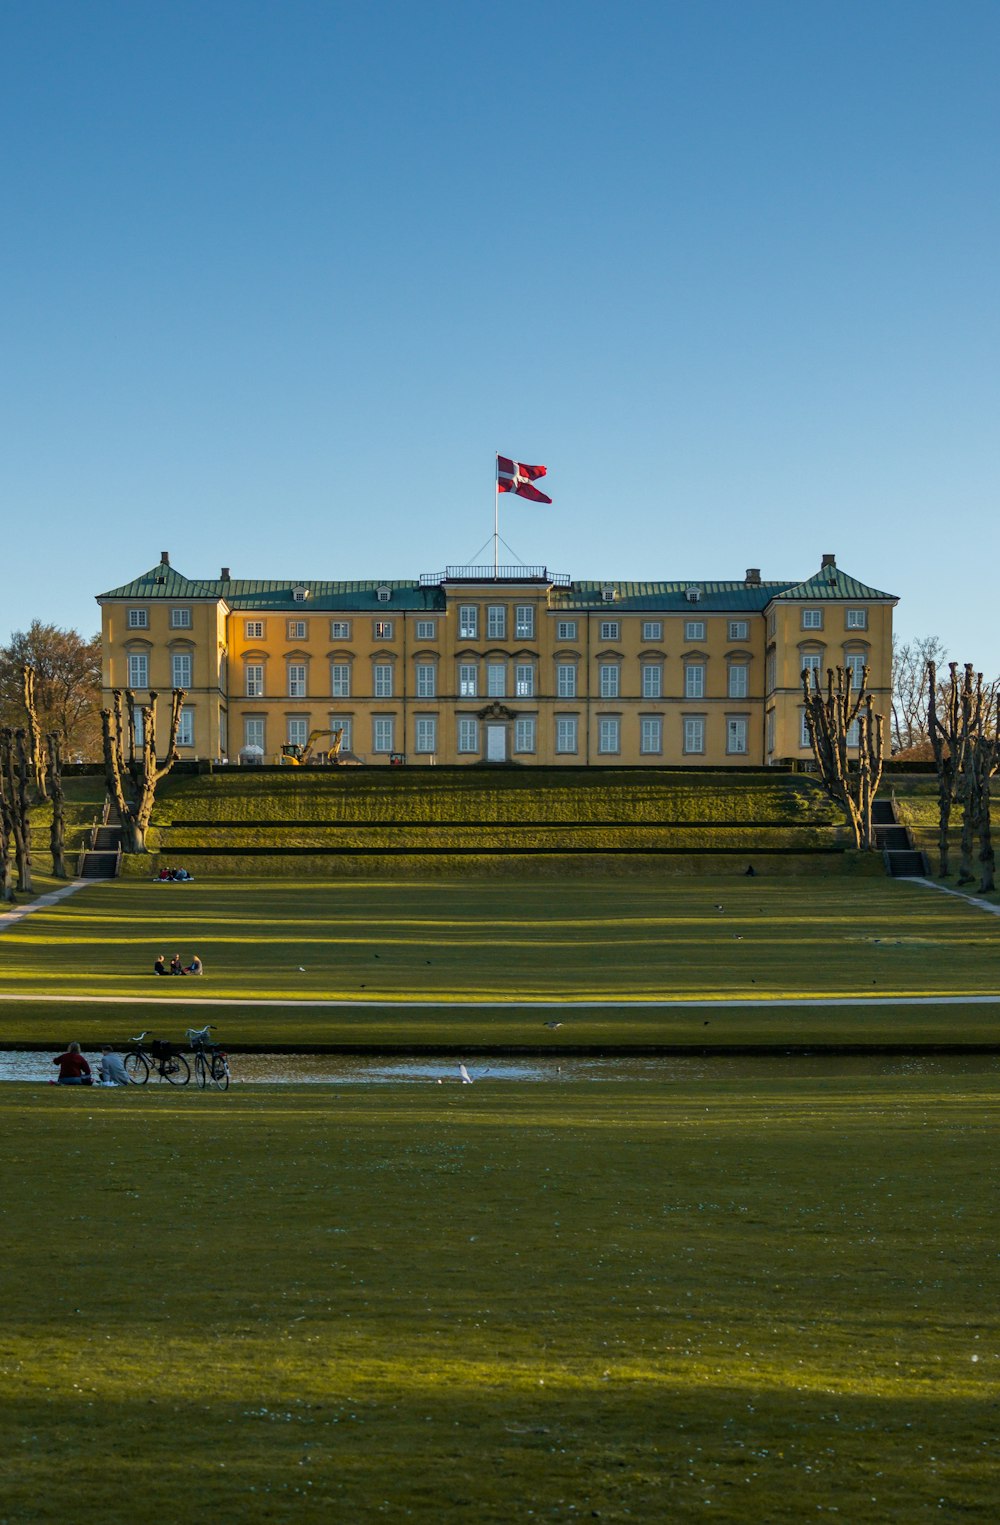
[279,728,344,766]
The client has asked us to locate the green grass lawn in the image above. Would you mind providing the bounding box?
[2,1075,998,1523]
[1,877,999,1049]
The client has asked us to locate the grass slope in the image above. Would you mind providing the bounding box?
[2,877,998,1048]
[2,1076,998,1523]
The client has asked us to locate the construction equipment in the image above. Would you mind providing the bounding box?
[279,728,344,766]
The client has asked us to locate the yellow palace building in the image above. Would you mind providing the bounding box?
[98,553,896,768]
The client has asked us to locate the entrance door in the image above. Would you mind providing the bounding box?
[486,724,506,762]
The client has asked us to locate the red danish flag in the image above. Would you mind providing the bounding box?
[496,455,552,503]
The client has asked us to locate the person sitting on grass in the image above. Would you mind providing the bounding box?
[186,955,203,976]
[52,1043,93,1085]
[154,954,167,976]
[170,953,186,976]
[99,1047,131,1086]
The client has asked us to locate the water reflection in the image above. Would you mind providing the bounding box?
[3,1051,999,1086]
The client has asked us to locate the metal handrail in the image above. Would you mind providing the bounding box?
[420,566,570,586]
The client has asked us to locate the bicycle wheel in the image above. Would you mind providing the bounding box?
[194,1052,209,1089]
[210,1054,230,1092]
[124,1052,149,1084]
[162,1053,190,1086]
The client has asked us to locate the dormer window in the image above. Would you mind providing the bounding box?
[685,586,702,603]
[601,585,617,603]
[293,586,310,603]
[377,586,391,604]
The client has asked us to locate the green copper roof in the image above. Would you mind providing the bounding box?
[98,559,896,613]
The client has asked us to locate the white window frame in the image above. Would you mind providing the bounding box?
[844,653,866,688]
[728,620,749,641]
[127,653,149,688]
[802,608,823,630]
[170,608,191,629]
[800,708,812,749]
[846,719,860,747]
[683,716,705,754]
[599,663,620,699]
[515,605,535,639]
[556,663,577,698]
[328,716,352,752]
[171,653,192,689]
[330,663,351,698]
[415,661,436,698]
[175,708,194,747]
[287,717,309,748]
[846,609,868,630]
[684,663,705,700]
[514,716,536,754]
[372,717,394,753]
[287,619,307,640]
[373,620,393,640]
[640,716,662,755]
[287,663,307,699]
[801,653,823,686]
[641,664,662,699]
[727,663,748,699]
[458,663,478,698]
[727,717,748,755]
[556,620,577,641]
[245,663,264,698]
[515,663,534,697]
[642,621,663,641]
[457,717,479,754]
[414,716,437,754]
[330,620,352,640]
[127,608,148,629]
[487,605,506,639]
[245,620,264,640]
[556,716,578,754]
[598,717,620,754]
[373,663,393,699]
[244,717,264,752]
[684,620,705,642]
[458,605,478,639]
[415,620,437,640]
[599,620,620,641]
[487,661,506,698]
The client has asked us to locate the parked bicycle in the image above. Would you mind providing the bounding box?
[186,1024,231,1091]
[124,1031,191,1085]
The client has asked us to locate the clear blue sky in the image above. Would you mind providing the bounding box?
[4,0,998,671]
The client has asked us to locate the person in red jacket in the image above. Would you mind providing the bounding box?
[52,1043,93,1085]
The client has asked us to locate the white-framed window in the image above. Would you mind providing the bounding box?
[245,663,264,698]
[727,717,748,755]
[766,709,775,753]
[515,605,535,638]
[330,662,351,698]
[844,653,867,688]
[683,716,705,754]
[684,663,705,699]
[170,608,191,629]
[515,663,534,697]
[641,664,662,699]
[459,663,478,697]
[487,605,506,639]
[640,716,662,754]
[514,716,536,753]
[728,620,749,641]
[801,652,823,688]
[556,716,578,754]
[642,620,663,641]
[415,717,437,754]
[244,717,264,752]
[171,653,192,689]
[802,608,823,630]
[846,719,860,747]
[127,608,148,629]
[287,620,307,640]
[727,663,748,699]
[599,663,619,699]
[287,717,309,748]
[372,717,394,753]
[245,620,264,640]
[287,664,307,698]
[598,717,620,754]
[487,661,506,697]
[766,652,776,692]
[768,611,777,637]
[177,707,194,748]
[459,605,478,639]
[373,663,393,698]
[846,609,868,630]
[415,661,436,698]
[556,662,577,698]
[328,716,352,752]
[557,620,577,640]
[800,708,811,749]
[685,620,705,642]
[127,653,148,688]
[458,717,479,753]
[374,620,393,640]
[330,620,352,640]
[415,620,437,640]
[599,620,619,641]
[131,706,145,747]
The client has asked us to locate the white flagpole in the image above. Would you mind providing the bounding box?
[494,453,499,574]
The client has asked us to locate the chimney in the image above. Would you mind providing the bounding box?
[821,553,836,568]
[221,567,231,581]
[160,551,170,566]
[745,568,761,586]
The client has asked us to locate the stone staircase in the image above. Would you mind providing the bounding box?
[873,798,926,877]
[77,801,123,879]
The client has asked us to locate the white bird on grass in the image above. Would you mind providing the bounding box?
[459,1064,473,1084]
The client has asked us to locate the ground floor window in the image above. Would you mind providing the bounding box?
[244,717,265,755]
[556,716,578,754]
[287,716,309,748]
[415,716,437,753]
[458,717,479,753]
[372,717,394,753]
[726,717,748,754]
[328,715,352,752]
[177,707,194,748]
[640,716,662,754]
[683,716,705,754]
[514,716,536,753]
[598,716,620,754]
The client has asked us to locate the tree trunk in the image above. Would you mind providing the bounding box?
[22,665,47,799]
[0,743,13,903]
[101,688,185,854]
[45,733,67,878]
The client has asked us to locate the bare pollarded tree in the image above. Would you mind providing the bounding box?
[100,688,185,854]
[926,660,999,888]
[0,727,33,892]
[801,665,885,851]
[45,732,67,879]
